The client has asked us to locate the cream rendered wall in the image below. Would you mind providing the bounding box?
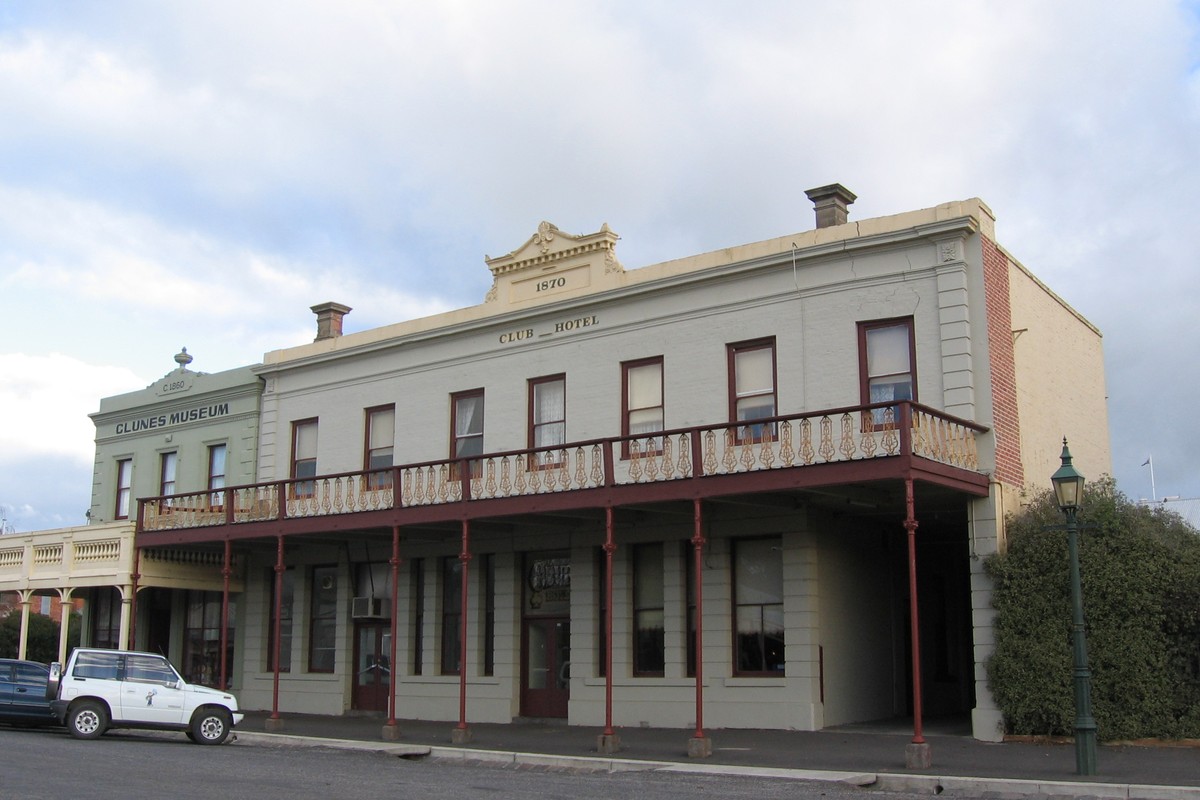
[1007,258,1112,492]
[254,238,967,484]
[89,363,262,523]
[816,523,897,727]
[240,203,1011,728]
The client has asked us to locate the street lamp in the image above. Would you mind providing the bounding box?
[1050,438,1098,776]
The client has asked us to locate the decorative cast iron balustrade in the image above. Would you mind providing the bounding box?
[139,402,985,533]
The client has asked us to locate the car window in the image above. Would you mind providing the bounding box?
[124,655,178,685]
[0,663,13,682]
[15,663,47,683]
[74,652,121,680]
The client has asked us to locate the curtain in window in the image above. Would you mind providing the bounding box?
[455,396,484,457]
[533,380,566,447]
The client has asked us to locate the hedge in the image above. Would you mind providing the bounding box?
[986,477,1200,740]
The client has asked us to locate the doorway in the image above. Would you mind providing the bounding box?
[521,617,570,717]
[352,622,391,712]
[520,551,571,718]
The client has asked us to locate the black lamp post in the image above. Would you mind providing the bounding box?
[1050,438,1098,775]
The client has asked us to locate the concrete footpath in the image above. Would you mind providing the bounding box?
[233,711,1200,799]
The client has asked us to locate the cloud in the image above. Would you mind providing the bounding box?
[0,353,142,464]
[1,0,1199,529]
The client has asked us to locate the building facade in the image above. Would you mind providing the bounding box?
[5,186,1110,752]
[129,186,1110,746]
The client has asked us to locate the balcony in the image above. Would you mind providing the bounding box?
[137,402,989,542]
[0,521,244,593]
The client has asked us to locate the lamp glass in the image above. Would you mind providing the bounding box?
[1051,439,1086,512]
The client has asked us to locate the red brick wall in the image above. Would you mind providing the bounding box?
[982,237,1024,487]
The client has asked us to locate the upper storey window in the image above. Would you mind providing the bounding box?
[859,318,917,425]
[728,339,777,441]
[529,375,566,462]
[208,443,227,507]
[159,452,177,501]
[622,358,664,453]
[451,391,484,459]
[114,459,132,520]
[291,419,318,497]
[365,406,395,490]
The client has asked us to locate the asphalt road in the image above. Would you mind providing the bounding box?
[0,725,956,800]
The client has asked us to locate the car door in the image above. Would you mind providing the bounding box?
[119,654,187,725]
[0,663,15,718]
[11,662,52,720]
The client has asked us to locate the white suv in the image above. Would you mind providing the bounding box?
[48,648,243,745]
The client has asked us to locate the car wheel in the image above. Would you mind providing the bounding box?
[67,700,108,740]
[190,708,232,745]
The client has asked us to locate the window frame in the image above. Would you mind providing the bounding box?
[159,451,178,500]
[596,547,608,678]
[727,338,778,443]
[528,374,566,469]
[440,556,463,676]
[632,542,666,677]
[621,356,665,458]
[411,558,425,676]
[731,536,785,677]
[450,389,485,479]
[684,540,697,678]
[290,418,319,498]
[307,565,337,673]
[182,589,236,687]
[114,458,133,520]
[857,317,917,427]
[266,566,295,673]
[481,553,495,677]
[364,405,396,490]
[207,443,227,508]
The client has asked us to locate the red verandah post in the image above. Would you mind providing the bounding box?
[904,477,931,769]
[603,506,616,737]
[270,534,285,722]
[220,538,232,690]
[691,498,708,744]
[454,519,472,742]
[385,525,402,736]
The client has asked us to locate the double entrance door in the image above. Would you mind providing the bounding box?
[520,616,570,718]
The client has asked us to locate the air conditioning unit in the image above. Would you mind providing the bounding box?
[351,596,387,619]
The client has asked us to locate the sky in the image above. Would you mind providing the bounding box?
[1,1,1198,533]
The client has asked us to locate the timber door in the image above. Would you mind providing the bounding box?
[520,552,571,718]
[521,617,570,717]
[353,622,391,712]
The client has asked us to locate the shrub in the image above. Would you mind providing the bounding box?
[986,477,1200,740]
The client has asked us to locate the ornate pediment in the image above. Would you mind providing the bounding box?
[483,221,623,306]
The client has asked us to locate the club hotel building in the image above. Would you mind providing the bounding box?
[0,186,1111,759]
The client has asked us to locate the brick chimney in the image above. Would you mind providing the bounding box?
[804,184,857,228]
[311,302,351,341]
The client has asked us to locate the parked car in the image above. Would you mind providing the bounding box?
[0,658,57,725]
[48,648,242,744]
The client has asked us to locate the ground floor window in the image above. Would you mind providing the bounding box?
[441,556,462,675]
[732,536,785,675]
[90,587,121,649]
[481,553,495,677]
[633,543,665,676]
[182,590,236,687]
[309,565,337,672]
[411,558,424,675]
[266,567,294,672]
